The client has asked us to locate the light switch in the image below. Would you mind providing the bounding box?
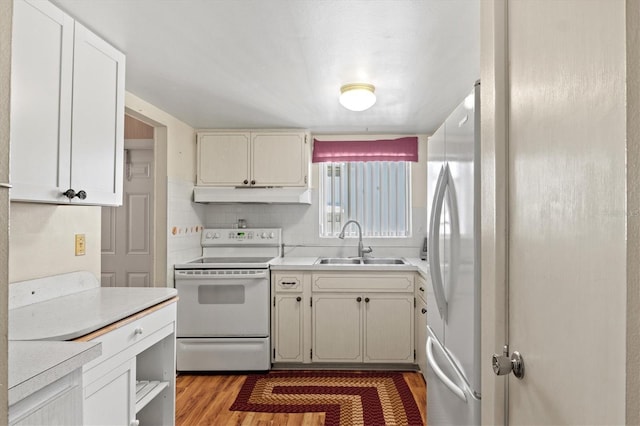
[75,234,86,256]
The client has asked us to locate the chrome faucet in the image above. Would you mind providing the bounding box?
[338,220,373,258]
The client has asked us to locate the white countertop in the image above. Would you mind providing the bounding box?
[9,340,101,405]
[10,287,178,341]
[269,256,429,277]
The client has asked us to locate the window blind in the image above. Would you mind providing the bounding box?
[319,161,411,238]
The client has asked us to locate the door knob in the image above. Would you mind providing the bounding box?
[491,345,524,379]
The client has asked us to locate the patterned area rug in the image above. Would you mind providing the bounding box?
[229,371,424,426]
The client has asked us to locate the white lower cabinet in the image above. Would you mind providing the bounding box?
[271,272,308,363]
[415,274,428,379]
[9,370,83,426]
[312,293,362,362]
[84,359,134,425]
[78,301,177,426]
[271,270,417,366]
[312,292,414,363]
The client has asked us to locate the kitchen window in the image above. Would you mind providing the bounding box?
[319,161,412,237]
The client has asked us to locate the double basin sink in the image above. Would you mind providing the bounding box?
[315,257,407,265]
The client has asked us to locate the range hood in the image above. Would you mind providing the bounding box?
[193,187,312,204]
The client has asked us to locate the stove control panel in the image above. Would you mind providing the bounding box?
[201,228,281,245]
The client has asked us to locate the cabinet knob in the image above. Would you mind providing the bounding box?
[356,297,362,302]
[251,180,256,185]
[421,308,427,314]
[243,179,249,185]
[419,287,425,292]
[364,297,370,303]
[134,327,144,335]
[296,296,301,302]
[62,189,76,199]
[75,190,87,200]
[130,420,140,426]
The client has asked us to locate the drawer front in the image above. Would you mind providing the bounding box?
[272,272,303,292]
[83,303,176,373]
[311,272,414,293]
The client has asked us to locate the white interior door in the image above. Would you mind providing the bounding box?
[482,0,627,424]
[102,141,154,287]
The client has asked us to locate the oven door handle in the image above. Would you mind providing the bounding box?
[174,270,269,280]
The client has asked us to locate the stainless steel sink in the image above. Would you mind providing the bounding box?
[315,257,407,265]
[316,258,362,265]
[361,258,407,265]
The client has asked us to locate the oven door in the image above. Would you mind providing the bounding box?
[175,269,269,337]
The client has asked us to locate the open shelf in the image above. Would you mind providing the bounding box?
[135,380,169,413]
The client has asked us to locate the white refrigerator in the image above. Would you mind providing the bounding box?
[426,82,481,425]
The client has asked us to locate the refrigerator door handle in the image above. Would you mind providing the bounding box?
[427,336,467,402]
[428,163,450,321]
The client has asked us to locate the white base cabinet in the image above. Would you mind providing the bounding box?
[271,270,417,366]
[9,370,82,426]
[415,273,429,379]
[78,301,177,426]
[271,272,309,363]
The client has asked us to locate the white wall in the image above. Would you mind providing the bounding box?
[9,204,101,283]
[203,135,428,259]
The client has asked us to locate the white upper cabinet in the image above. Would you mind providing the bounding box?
[10,0,125,206]
[197,131,310,188]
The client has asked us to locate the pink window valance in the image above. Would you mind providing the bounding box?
[311,136,418,163]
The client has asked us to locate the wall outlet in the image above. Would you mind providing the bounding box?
[75,234,86,256]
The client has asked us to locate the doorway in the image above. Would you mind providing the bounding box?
[101,115,155,287]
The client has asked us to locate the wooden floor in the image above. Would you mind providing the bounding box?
[176,371,426,425]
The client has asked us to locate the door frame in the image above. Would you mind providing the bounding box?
[0,0,12,422]
[123,108,167,288]
[480,0,640,424]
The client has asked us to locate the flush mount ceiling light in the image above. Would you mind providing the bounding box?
[339,83,376,112]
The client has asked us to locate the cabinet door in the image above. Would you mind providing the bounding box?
[70,22,125,206]
[416,296,428,380]
[273,294,304,362]
[197,133,251,186]
[10,0,73,203]
[251,132,309,187]
[363,294,414,363]
[84,358,135,426]
[312,294,362,362]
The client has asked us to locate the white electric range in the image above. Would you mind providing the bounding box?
[173,228,281,371]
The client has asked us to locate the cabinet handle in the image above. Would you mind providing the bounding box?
[281,281,297,286]
[364,297,370,303]
[243,179,249,185]
[296,296,301,302]
[356,297,362,302]
[251,180,256,185]
[421,308,427,314]
[130,420,140,426]
[62,189,76,199]
[419,287,425,292]
[75,190,87,200]
[134,327,144,335]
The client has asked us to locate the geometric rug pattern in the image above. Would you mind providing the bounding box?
[229,371,424,426]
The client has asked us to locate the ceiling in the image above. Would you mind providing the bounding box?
[51,0,479,135]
